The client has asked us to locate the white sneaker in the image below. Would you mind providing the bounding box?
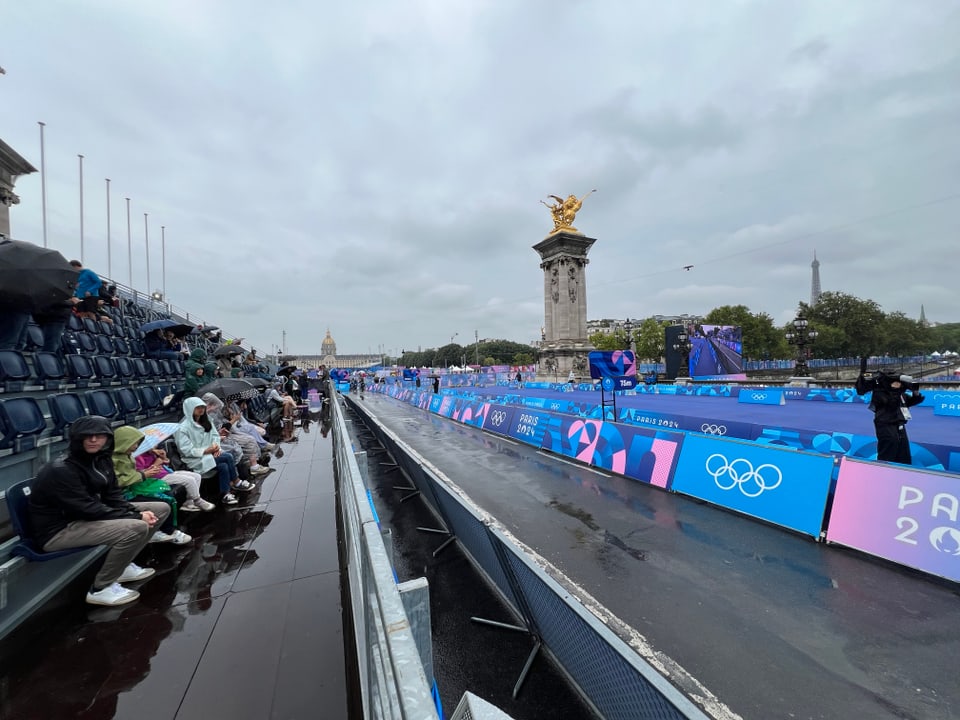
[232,480,255,492]
[250,465,270,476]
[179,500,201,512]
[263,443,276,451]
[117,562,155,583]
[149,530,175,543]
[194,498,216,511]
[222,493,238,505]
[169,529,193,545]
[86,582,140,606]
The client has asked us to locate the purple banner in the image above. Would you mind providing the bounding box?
[827,458,960,583]
[482,404,516,436]
[506,408,553,446]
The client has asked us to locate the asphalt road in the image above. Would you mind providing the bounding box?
[355,392,960,720]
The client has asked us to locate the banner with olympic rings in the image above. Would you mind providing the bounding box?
[671,434,835,537]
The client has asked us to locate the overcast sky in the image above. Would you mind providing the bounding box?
[3,1,958,357]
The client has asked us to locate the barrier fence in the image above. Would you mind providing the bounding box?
[346,395,712,720]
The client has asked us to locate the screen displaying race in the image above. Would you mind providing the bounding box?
[687,324,744,380]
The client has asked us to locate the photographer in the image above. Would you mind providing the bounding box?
[855,357,924,464]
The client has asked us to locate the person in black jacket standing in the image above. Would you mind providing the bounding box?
[28,416,170,606]
[855,358,925,465]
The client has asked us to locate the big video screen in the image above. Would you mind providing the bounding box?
[687,324,744,380]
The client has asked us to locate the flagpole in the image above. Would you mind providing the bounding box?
[126,197,132,286]
[78,154,85,262]
[161,225,166,302]
[144,212,150,295]
[38,121,48,247]
[105,178,112,279]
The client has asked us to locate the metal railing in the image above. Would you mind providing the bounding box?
[331,391,442,720]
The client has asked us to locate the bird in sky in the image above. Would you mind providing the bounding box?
[683,265,694,271]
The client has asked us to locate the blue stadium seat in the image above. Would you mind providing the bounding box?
[81,317,100,335]
[0,350,32,392]
[98,319,115,336]
[136,385,162,416]
[129,339,146,357]
[33,351,68,390]
[0,397,47,452]
[113,337,131,356]
[5,479,95,561]
[66,314,83,332]
[92,355,119,385]
[131,357,151,381]
[95,334,115,355]
[23,323,44,352]
[114,387,142,424]
[47,393,88,438]
[145,358,162,380]
[60,331,81,355]
[74,332,97,355]
[85,390,118,421]
[113,355,135,384]
[64,354,95,388]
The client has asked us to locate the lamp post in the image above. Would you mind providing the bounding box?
[672,330,693,384]
[785,312,818,380]
[623,317,635,355]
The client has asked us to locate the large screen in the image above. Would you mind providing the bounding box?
[687,324,744,381]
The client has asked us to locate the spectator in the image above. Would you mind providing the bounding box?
[184,348,217,397]
[203,393,270,475]
[70,260,104,320]
[27,416,169,606]
[135,444,215,511]
[143,328,184,362]
[111,425,192,545]
[266,381,299,421]
[33,296,82,352]
[174,397,254,506]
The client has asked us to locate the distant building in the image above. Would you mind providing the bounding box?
[286,329,380,369]
[810,251,822,306]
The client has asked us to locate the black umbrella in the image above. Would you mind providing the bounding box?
[243,377,269,389]
[201,378,259,401]
[140,318,194,336]
[0,239,79,312]
[213,344,247,358]
[276,365,297,377]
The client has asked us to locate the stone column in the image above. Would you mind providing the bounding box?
[533,231,596,378]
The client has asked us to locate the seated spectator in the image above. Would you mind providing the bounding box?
[135,444,215,511]
[203,393,270,475]
[27,416,169,606]
[174,397,254,506]
[184,348,217,397]
[144,328,185,362]
[165,330,188,356]
[266,381,299,421]
[111,425,192,545]
[228,400,274,450]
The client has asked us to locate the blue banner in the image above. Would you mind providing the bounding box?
[506,408,554,446]
[671,434,834,537]
[737,389,785,405]
[589,350,637,379]
[482,405,516,436]
[932,392,960,416]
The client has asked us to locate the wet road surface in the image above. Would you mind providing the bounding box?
[355,392,960,720]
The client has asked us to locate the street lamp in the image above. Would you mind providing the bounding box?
[672,329,693,382]
[623,317,635,354]
[785,312,818,378]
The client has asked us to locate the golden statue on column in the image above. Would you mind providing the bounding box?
[541,189,596,234]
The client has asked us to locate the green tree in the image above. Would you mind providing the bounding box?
[634,317,666,362]
[926,323,960,354]
[513,352,535,365]
[882,312,928,360]
[803,292,886,357]
[589,330,621,351]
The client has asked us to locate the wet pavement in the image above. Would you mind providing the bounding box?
[0,419,348,720]
[353,392,960,720]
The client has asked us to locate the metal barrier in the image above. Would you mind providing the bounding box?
[346,396,713,720]
[331,392,442,720]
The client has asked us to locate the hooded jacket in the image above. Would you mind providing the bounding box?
[112,425,147,488]
[174,396,219,473]
[29,415,141,549]
[184,348,217,397]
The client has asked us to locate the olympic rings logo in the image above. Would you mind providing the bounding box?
[489,410,507,425]
[700,424,727,435]
[705,454,782,497]
[751,393,768,401]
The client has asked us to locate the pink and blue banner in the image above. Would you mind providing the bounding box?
[827,458,960,583]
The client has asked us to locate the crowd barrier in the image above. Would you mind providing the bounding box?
[345,395,711,720]
[367,384,960,587]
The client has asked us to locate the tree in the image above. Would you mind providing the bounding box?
[803,292,886,357]
[634,317,666,362]
[588,330,621,351]
[882,312,928,360]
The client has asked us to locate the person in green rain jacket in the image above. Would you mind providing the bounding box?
[184,348,218,397]
[111,425,191,545]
